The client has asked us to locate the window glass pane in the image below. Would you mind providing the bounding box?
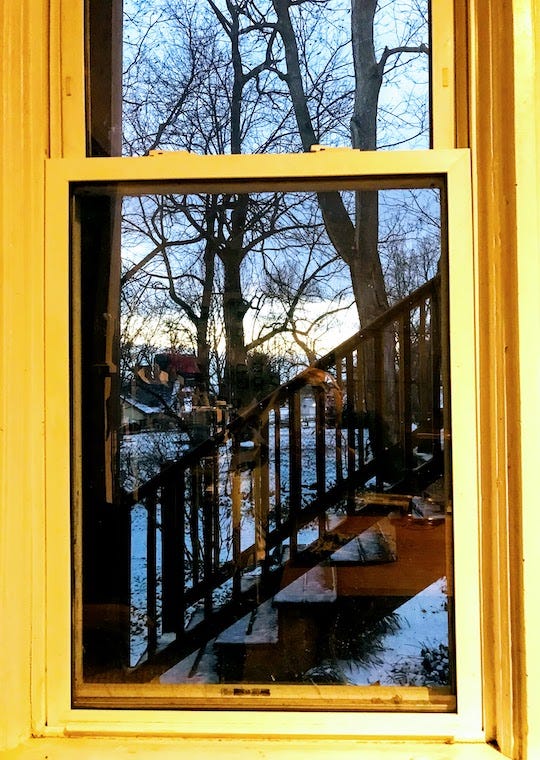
[73,178,454,710]
[87,0,430,156]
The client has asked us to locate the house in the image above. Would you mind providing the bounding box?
[120,396,161,431]
[154,353,202,386]
[1,1,540,758]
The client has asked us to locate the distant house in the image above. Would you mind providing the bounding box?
[120,395,161,431]
[121,354,208,432]
[154,353,202,385]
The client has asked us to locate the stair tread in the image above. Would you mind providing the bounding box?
[215,599,278,646]
[333,517,447,597]
[329,517,397,564]
[273,563,337,605]
[157,640,219,684]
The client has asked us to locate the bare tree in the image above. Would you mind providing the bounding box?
[267,0,429,325]
[121,0,431,411]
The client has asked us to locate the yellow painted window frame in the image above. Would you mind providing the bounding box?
[37,0,489,747]
[43,147,482,741]
[0,0,534,756]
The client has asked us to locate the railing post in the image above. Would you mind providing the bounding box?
[289,393,301,559]
[255,414,270,575]
[189,466,201,590]
[273,407,282,531]
[202,456,214,618]
[231,434,242,601]
[335,353,343,483]
[399,314,414,486]
[315,386,327,536]
[345,351,356,512]
[356,345,367,466]
[431,286,448,496]
[373,332,385,490]
[417,300,430,453]
[161,468,186,635]
[146,492,158,657]
[199,457,214,618]
[211,449,220,574]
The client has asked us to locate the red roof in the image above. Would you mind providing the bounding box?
[167,354,200,375]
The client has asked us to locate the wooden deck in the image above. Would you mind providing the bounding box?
[281,515,449,600]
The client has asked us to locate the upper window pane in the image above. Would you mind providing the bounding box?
[87,0,431,157]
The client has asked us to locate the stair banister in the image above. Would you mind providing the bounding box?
[119,275,441,674]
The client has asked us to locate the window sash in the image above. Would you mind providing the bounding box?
[44,148,482,739]
[52,0,457,160]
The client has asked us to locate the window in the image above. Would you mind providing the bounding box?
[44,0,481,740]
[86,0,455,157]
[4,0,539,755]
[45,148,481,735]
[77,176,450,704]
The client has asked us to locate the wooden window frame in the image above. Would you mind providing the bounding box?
[44,147,481,739]
[42,0,485,743]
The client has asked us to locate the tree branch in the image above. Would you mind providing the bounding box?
[206,0,232,35]
[378,43,429,73]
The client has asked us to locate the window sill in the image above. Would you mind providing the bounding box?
[5,737,504,760]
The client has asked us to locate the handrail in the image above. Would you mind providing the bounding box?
[123,275,440,507]
[124,275,443,669]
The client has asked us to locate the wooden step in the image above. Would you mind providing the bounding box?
[273,563,337,606]
[329,517,397,565]
[157,640,219,684]
[214,599,280,682]
[355,492,412,515]
[215,599,278,647]
[333,516,447,598]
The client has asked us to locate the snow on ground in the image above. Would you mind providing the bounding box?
[121,430,190,490]
[338,578,449,686]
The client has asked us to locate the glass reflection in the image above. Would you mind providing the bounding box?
[88,1,430,156]
[74,183,453,709]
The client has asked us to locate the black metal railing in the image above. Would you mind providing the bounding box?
[122,276,443,667]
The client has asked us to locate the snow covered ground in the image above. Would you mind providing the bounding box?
[338,578,449,686]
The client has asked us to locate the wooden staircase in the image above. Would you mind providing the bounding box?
[157,504,448,685]
[84,275,446,683]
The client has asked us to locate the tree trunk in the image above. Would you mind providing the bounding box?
[221,246,249,408]
[273,0,388,327]
[350,0,388,324]
[219,191,250,408]
[197,202,219,390]
[218,7,250,408]
[350,0,380,153]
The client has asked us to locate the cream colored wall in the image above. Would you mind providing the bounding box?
[1,0,540,756]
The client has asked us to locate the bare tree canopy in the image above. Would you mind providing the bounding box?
[123,0,429,156]
[120,0,434,405]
